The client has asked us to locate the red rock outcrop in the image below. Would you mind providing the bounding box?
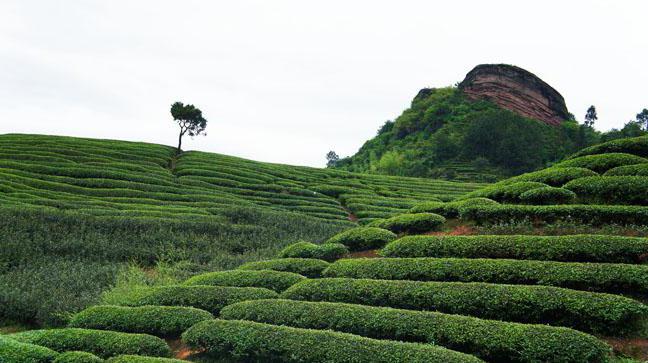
[458,64,569,126]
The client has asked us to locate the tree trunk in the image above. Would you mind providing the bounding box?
[177,130,183,154]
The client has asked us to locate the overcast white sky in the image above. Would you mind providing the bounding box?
[1,1,646,167]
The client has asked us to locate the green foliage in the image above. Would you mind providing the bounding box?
[281,278,648,335]
[501,167,598,186]
[564,176,648,205]
[170,101,207,152]
[605,163,648,176]
[380,234,648,263]
[278,241,348,261]
[10,328,170,359]
[323,257,648,296]
[106,356,185,363]
[221,299,611,363]
[0,335,59,363]
[368,213,446,234]
[459,203,648,225]
[462,182,548,203]
[571,135,648,158]
[68,305,213,337]
[183,269,305,292]
[237,258,330,278]
[182,319,483,363]
[410,198,498,218]
[325,227,397,251]
[110,285,277,315]
[555,153,648,173]
[53,351,103,363]
[519,186,576,204]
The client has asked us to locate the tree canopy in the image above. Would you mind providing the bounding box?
[171,101,207,153]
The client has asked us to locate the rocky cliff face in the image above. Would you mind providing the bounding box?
[458,64,569,126]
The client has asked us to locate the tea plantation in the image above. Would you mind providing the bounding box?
[2,134,648,362]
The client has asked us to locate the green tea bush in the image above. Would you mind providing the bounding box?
[278,241,348,261]
[183,269,305,292]
[605,163,648,176]
[221,299,611,363]
[555,153,648,173]
[518,186,576,205]
[113,285,277,314]
[500,167,598,186]
[106,355,185,362]
[68,305,213,337]
[325,227,396,251]
[182,319,483,363]
[237,258,329,278]
[367,213,446,234]
[410,198,498,218]
[0,335,59,362]
[10,328,170,359]
[570,135,648,158]
[380,234,648,263]
[459,204,648,225]
[281,278,648,335]
[463,182,548,203]
[53,351,103,363]
[564,176,648,205]
[323,257,648,296]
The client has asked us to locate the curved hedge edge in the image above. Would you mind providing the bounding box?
[0,335,59,363]
[325,227,396,251]
[367,213,446,234]
[220,299,612,363]
[53,351,104,362]
[278,241,348,261]
[106,355,186,363]
[237,258,330,278]
[182,319,484,363]
[184,269,306,292]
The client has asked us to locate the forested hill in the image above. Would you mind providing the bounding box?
[334,64,600,181]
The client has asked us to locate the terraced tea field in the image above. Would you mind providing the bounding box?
[3,134,648,362]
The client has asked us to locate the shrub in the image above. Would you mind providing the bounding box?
[500,167,598,186]
[69,305,213,337]
[53,351,103,363]
[183,269,305,292]
[113,285,277,314]
[0,335,59,363]
[221,299,611,363]
[605,163,648,176]
[570,135,648,158]
[281,278,648,335]
[519,186,576,205]
[324,257,648,296]
[106,356,185,362]
[278,241,348,261]
[237,258,329,278]
[367,213,446,234]
[459,203,648,226]
[555,153,648,173]
[380,234,648,263]
[325,227,396,251]
[564,176,648,205]
[182,319,483,363]
[461,182,548,203]
[410,198,498,218]
[10,328,170,359]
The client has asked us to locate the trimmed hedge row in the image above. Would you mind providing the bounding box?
[570,135,648,158]
[323,257,648,296]
[181,319,484,363]
[564,176,648,205]
[462,182,548,203]
[221,299,611,363]
[519,186,576,205]
[367,213,446,234]
[501,167,598,186]
[605,163,648,176]
[69,305,213,337]
[459,203,648,225]
[237,258,329,278]
[281,278,648,335]
[409,198,498,218]
[0,335,59,362]
[53,351,103,363]
[106,356,185,362]
[325,227,396,251]
[380,235,648,263]
[10,328,170,359]
[115,285,277,314]
[184,269,305,292]
[278,241,348,261]
[555,153,648,173]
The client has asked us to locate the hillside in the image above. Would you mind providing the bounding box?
[0,133,483,328]
[335,64,600,180]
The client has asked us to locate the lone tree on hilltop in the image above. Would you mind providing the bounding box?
[171,101,207,153]
[326,151,339,168]
[584,105,597,127]
[637,108,648,130]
